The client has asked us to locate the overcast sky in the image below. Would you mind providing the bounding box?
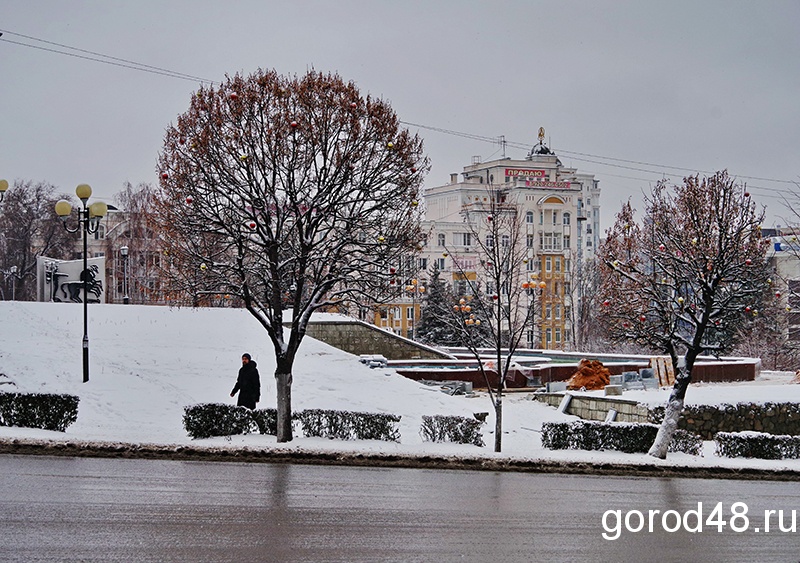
[2,0,798,231]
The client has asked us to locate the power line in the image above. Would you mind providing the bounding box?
[0,29,217,84]
[402,120,798,188]
[2,28,796,193]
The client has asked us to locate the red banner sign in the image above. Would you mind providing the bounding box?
[505,168,547,178]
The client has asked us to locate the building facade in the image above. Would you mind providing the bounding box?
[409,132,601,349]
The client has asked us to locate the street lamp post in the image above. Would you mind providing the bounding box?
[120,246,130,304]
[0,179,8,203]
[404,279,426,340]
[55,184,108,383]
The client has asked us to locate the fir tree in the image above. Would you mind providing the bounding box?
[416,264,461,346]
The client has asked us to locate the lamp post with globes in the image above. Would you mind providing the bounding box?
[0,179,8,203]
[55,184,108,383]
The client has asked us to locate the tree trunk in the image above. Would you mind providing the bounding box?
[648,366,691,459]
[493,394,502,452]
[275,371,293,443]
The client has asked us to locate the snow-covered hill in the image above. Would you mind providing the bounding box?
[2,301,800,473]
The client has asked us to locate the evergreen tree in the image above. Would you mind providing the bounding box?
[416,264,460,346]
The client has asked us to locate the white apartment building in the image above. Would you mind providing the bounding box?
[414,133,601,349]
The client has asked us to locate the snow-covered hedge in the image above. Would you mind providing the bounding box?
[0,392,79,432]
[541,420,702,455]
[714,431,800,460]
[294,409,401,442]
[183,403,265,439]
[183,404,399,442]
[420,415,485,447]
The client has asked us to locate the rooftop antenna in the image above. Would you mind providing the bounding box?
[498,135,507,158]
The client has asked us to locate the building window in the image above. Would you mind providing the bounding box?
[393,307,401,321]
[546,304,552,319]
[546,328,552,343]
[454,232,472,247]
[419,257,428,270]
[555,304,562,319]
[501,235,510,247]
[526,211,534,224]
[564,235,571,249]
[526,259,534,271]
[527,234,535,248]
[545,257,552,272]
[552,211,558,226]
[555,257,561,272]
[555,328,561,343]
[94,225,106,240]
[437,233,446,247]
[407,306,414,320]
[486,234,494,248]
[539,211,543,225]
[563,212,571,225]
[435,258,445,270]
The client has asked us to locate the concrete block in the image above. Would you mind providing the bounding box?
[547,381,568,393]
[608,375,624,386]
[605,385,624,396]
[605,409,618,422]
[557,394,573,413]
[642,378,660,390]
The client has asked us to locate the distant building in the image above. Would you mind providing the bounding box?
[379,130,602,348]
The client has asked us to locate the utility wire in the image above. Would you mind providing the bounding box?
[401,121,798,188]
[0,29,217,84]
[2,28,796,193]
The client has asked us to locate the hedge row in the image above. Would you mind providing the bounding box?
[714,431,800,460]
[541,420,703,456]
[295,409,400,442]
[420,415,485,447]
[183,404,400,442]
[0,392,79,432]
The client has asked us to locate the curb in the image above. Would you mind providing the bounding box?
[2,438,800,481]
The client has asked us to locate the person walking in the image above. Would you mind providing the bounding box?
[230,353,260,409]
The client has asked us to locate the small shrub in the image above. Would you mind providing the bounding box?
[541,420,702,455]
[348,412,401,442]
[714,431,800,460]
[183,403,256,439]
[0,392,79,432]
[250,408,278,435]
[294,409,401,442]
[420,415,484,447]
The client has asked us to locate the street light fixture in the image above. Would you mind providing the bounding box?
[120,246,130,304]
[0,179,8,202]
[55,184,108,383]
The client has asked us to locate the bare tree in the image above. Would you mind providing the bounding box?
[0,180,75,300]
[106,182,168,304]
[598,172,771,458]
[436,187,538,452]
[155,69,427,442]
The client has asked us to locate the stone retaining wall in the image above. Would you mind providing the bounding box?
[536,393,800,440]
[649,403,800,440]
[304,320,451,361]
[535,393,650,423]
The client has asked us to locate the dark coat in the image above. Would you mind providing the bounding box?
[232,360,260,409]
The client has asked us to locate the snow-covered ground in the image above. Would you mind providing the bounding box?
[1,301,800,473]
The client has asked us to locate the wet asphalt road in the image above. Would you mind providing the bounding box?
[1,454,798,562]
